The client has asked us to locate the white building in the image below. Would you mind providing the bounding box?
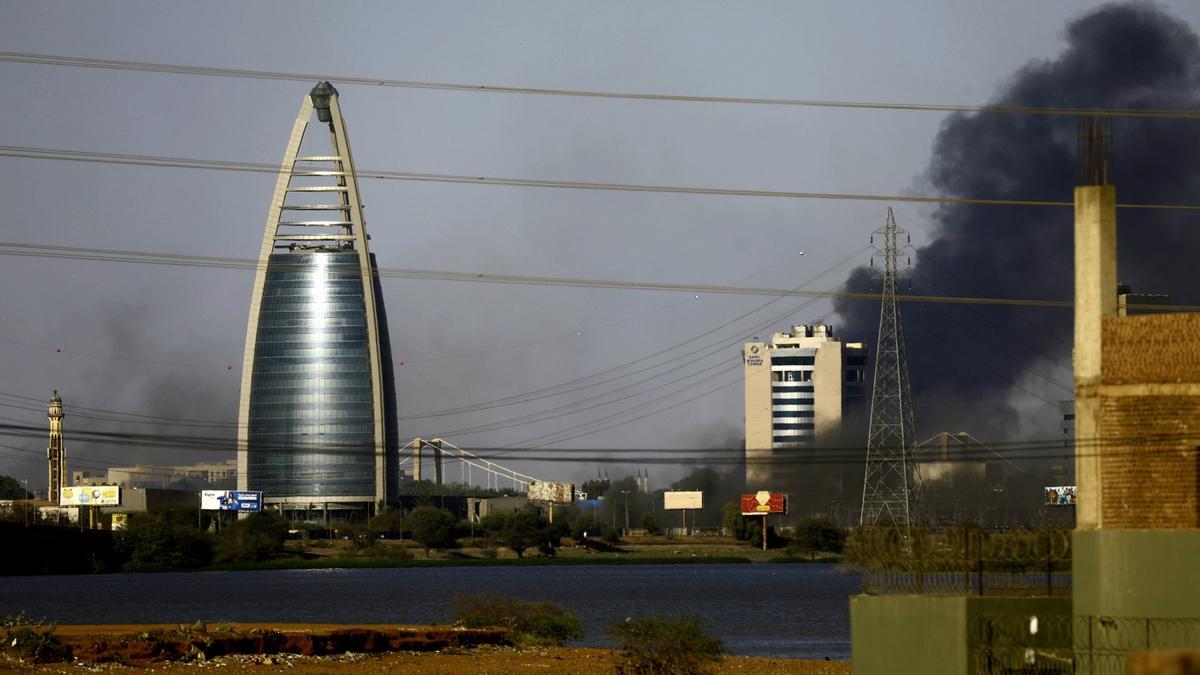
[743,324,866,487]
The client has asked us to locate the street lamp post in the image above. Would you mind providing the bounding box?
[19,480,29,527]
[620,490,631,534]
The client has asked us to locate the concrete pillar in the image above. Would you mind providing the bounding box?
[413,437,422,482]
[1072,185,1116,530]
[432,439,444,486]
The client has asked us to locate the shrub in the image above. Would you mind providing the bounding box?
[115,510,213,571]
[570,515,606,541]
[406,506,460,555]
[640,511,663,536]
[609,614,724,675]
[350,541,411,560]
[788,518,847,559]
[214,511,287,563]
[367,507,405,535]
[453,594,583,646]
[2,613,70,662]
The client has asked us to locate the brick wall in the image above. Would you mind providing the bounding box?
[1103,314,1200,384]
[1098,314,1200,529]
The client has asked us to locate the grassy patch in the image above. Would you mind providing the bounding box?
[201,555,753,572]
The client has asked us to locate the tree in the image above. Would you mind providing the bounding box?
[721,501,750,540]
[789,518,847,559]
[116,510,213,571]
[570,515,605,540]
[480,506,557,558]
[214,511,287,563]
[367,506,405,535]
[640,511,662,535]
[0,475,31,500]
[579,478,609,499]
[406,505,459,555]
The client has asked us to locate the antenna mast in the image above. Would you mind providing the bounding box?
[860,208,921,529]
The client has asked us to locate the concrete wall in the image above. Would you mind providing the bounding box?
[813,340,843,442]
[743,341,772,486]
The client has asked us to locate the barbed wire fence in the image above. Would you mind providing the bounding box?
[843,526,1072,596]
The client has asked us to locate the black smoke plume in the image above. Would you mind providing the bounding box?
[835,2,1200,441]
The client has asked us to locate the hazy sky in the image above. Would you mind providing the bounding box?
[2,1,1198,491]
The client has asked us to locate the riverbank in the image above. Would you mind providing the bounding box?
[199,535,840,572]
[4,624,851,674]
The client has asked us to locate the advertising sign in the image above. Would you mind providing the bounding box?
[740,491,787,516]
[663,491,703,510]
[60,485,120,506]
[200,490,264,512]
[1044,485,1076,506]
[527,481,575,504]
[111,513,128,530]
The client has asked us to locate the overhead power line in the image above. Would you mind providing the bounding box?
[3,51,1199,120]
[4,240,1194,312]
[4,144,1200,211]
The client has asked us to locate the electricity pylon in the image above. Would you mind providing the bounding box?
[860,208,921,529]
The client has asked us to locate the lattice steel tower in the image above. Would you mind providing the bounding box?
[860,208,921,528]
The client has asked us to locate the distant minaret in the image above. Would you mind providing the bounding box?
[47,390,66,503]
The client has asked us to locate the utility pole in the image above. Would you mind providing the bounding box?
[860,208,921,531]
[624,491,630,533]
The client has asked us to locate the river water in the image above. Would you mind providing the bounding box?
[0,563,858,659]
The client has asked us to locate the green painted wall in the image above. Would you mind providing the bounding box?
[851,596,1071,675]
[1074,530,1200,618]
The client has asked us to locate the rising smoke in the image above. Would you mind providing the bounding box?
[834,2,1200,442]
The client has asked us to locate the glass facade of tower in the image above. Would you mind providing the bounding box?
[246,251,379,498]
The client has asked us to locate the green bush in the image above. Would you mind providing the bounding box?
[453,594,583,646]
[609,614,724,675]
[2,613,70,663]
[406,506,460,554]
[214,511,288,563]
[788,518,847,559]
[115,510,213,571]
[570,515,606,540]
[348,541,412,560]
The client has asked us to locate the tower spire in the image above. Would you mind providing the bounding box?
[47,390,66,503]
[860,208,921,529]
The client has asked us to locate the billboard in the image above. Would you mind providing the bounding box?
[201,490,264,512]
[663,490,703,510]
[1044,485,1076,506]
[741,491,787,515]
[60,485,120,506]
[111,513,128,530]
[527,481,575,504]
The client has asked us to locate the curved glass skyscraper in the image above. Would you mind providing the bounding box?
[237,83,398,515]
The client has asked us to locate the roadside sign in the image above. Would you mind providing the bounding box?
[60,485,120,506]
[201,490,263,512]
[740,491,787,515]
[663,491,703,510]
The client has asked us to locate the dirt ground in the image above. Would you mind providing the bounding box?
[3,645,851,674]
[0,624,850,675]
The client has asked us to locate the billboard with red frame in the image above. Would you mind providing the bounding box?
[740,491,787,515]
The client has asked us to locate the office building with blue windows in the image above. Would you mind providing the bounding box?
[742,324,865,486]
[236,83,398,517]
